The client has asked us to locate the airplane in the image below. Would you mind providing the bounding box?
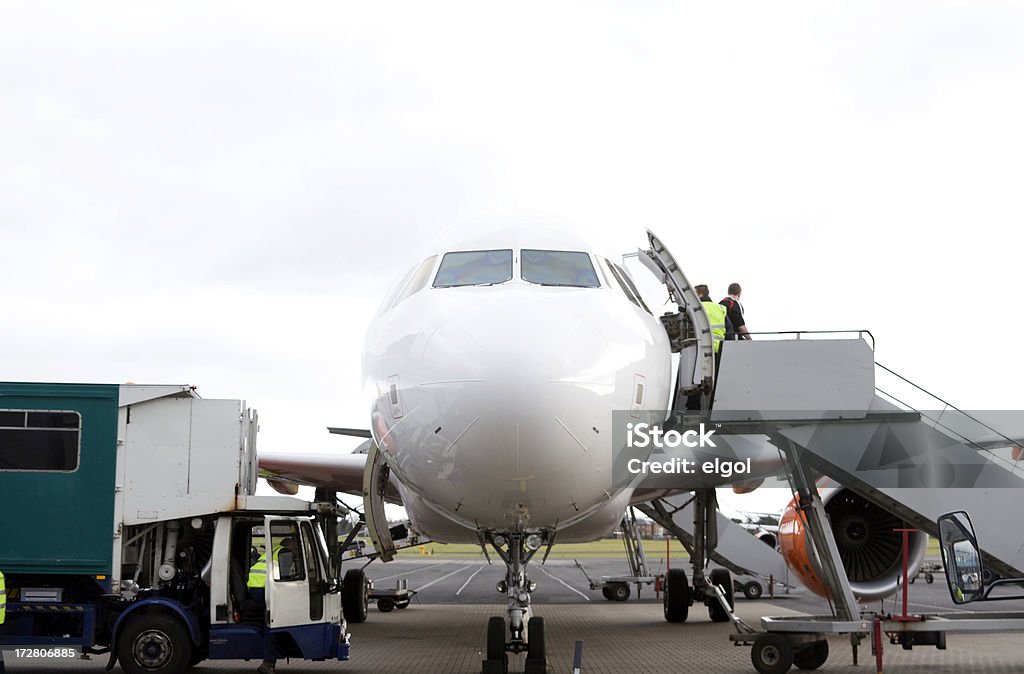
[260,211,929,672]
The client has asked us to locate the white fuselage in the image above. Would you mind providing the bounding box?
[362,215,672,543]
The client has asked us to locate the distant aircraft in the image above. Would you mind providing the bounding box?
[260,212,927,670]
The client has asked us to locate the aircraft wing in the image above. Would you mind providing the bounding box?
[258,449,403,504]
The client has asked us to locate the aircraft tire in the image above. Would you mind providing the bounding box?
[663,568,689,623]
[343,568,369,624]
[708,568,734,622]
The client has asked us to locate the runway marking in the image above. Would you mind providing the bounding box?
[537,565,591,601]
[372,561,455,584]
[417,565,474,592]
[456,565,486,596]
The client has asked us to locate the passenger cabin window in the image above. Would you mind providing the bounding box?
[0,410,81,472]
[521,249,600,287]
[433,249,513,287]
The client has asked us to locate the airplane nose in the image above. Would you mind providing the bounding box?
[412,295,626,527]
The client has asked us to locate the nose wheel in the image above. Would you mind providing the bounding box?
[483,617,508,673]
[480,530,551,674]
[481,616,547,674]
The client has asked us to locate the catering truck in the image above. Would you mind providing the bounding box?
[0,382,355,673]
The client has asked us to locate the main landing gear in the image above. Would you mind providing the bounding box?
[644,490,737,625]
[481,531,550,674]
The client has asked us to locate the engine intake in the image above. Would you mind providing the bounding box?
[779,487,928,602]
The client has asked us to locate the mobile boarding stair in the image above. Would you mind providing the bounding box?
[705,335,1024,673]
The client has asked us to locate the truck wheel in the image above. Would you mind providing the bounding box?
[378,597,395,613]
[343,568,369,623]
[744,581,764,600]
[187,648,207,670]
[118,613,192,674]
[664,568,689,623]
[925,573,934,584]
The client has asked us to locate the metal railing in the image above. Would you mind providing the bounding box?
[874,361,1024,476]
[743,329,875,351]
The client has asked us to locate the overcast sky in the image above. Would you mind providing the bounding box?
[2,2,1022,515]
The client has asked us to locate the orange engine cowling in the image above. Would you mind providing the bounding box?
[779,487,928,602]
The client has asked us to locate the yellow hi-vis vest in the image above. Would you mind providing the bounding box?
[702,300,727,353]
[1,569,6,624]
[247,545,284,589]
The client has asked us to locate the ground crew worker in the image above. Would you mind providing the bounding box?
[248,537,298,590]
[686,285,731,410]
[696,285,728,355]
[247,537,298,674]
[720,282,751,340]
[1,568,7,674]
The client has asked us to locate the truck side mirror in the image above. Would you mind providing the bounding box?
[938,511,984,604]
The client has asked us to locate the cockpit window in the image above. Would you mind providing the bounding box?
[521,249,600,288]
[603,258,651,313]
[391,255,438,307]
[433,249,513,287]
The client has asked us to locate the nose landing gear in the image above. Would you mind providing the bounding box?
[480,531,550,674]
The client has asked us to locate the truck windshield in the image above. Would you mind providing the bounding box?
[521,249,599,287]
[433,249,513,287]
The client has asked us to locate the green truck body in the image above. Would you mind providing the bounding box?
[0,382,119,575]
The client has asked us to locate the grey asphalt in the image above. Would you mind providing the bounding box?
[10,557,1024,673]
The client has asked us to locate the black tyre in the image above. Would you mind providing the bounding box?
[343,568,369,624]
[118,613,192,674]
[708,568,734,622]
[601,586,613,601]
[609,583,631,602]
[186,648,207,670]
[528,614,544,659]
[793,639,829,670]
[378,596,395,612]
[925,573,934,584]
[751,633,794,674]
[395,600,410,609]
[744,581,764,600]
[485,616,507,671]
[663,568,689,623]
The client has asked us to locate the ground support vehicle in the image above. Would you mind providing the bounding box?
[0,382,353,673]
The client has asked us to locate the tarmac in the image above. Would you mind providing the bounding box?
[8,558,1024,673]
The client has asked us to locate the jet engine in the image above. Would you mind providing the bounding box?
[779,487,927,602]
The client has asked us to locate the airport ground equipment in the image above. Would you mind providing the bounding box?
[575,508,658,601]
[368,578,417,612]
[735,510,1024,674]
[636,493,798,596]
[910,561,941,584]
[0,382,353,673]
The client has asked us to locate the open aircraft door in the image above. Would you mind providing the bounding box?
[638,230,716,411]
